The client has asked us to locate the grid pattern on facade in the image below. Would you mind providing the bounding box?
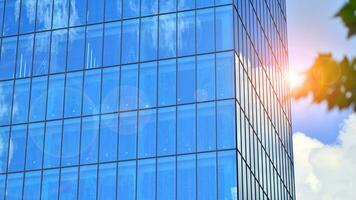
[0,0,294,199]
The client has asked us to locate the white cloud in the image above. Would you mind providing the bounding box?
[293,114,356,200]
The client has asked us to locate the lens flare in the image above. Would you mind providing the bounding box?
[288,69,305,90]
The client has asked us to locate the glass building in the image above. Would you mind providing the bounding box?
[0,0,294,199]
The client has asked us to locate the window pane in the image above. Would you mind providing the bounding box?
[78,165,97,200]
[105,0,122,21]
[218,151,237,200]
[16,34,33,78]
[62,118,81,166]
[103,22,121,67]
[47,74,65,120]
[178,11,195,56]
[0,37,17,80]
[197,102,216,151]
[0,127,10,173]
[29,76,48,122]
[197,0,214,8]
[216,6,233,51]
[86,25,103,69]
[160,0,176,13]
[217,52,234,99]
[141,0,158,16]
[123,0,139,18]
[70,0,86,26]
[8,125,27,172]
[140,16,158,61]
[197,153,217,200]
[23,171,41,200]
[197,54,215,101]
[26,123,44,170]
[68,27,85,71]
[157,157,176,200]
[177,155,196,200]
[0,81,13,126]
[158,59,176,106]
[41,169,59,199]
[12,79,31,124]
[83,69,101,115]
[217,100,236,149]
[178,0,195,10]
[118,161,136,200]
[98,163,117,199]
[120,64,138,111]
[119,111,137,160]
[59,167,78,200]
[159,14,176,59]
[33,32,51,75]
[20,0,36,33]
[101,67,120,113]
[64,71,83,117]
[44,120,62,168]
[3,0,20,35]
[137,159,155,200]
[197,8,214,53]
[157,107,176,156]
[178,57,195,104]
[50,29,68,73]
[216,0,232,5]
[87,0,103,23]
[53,0,69,29]
[100,114,118,162]
[0,2,3,34]
[122,19,139,64]
[178,104,196,154]
[139,62,157,108]
[81,116,100,164]
[0,174,4,198]
[138,109,156,158]
[6,173,23,200]
[36,0,53,31]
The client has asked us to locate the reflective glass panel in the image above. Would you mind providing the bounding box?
[8,125,27,172]
[80,116,100,164]
[70,0,86,26]
[158,59,176,106]
[3,0,20,36]
[197,153,217,200]
[217,52,235,99]
[83,69,101,115]
[43,120,62,168]
[16,35,33,78]
[100,114,118,162]
[0,37,17,80]
[139,62,157,108]
[138,109,156,158]
[23,171,41,200]
[141,0,158,16]
[85,25,103,69]
[119,111,137,160]
[120,64,138,111]
[98,163,117,199]
[47,74,65,120]
[140,16,158,61]
[197,8,214,53]
[177,154,196,200]
[0,127,10,173]
[50,29,68,73]
[87,0,103,23]
[68,27,85,71]
[78,165,97,200]
[197,102,216,151]
[216,6,233,50]
[118,161,136,200]
[59,167,78,200]
[178,11,195,56]
[217,100,236,149]
[0,81,13,125]
[218,151,237,200]
[197,54,215,101]
[177,104,196,154]
[26,123,44,170]
[29,76,48,122]
[33,32,51,75]
[62,118,81,166]
[41,169,60,199]
[122,19,139,64]
[36,0,53,31]
[178,57,195,104]
[137,159,155,200]
[12,79,31,124]
[53,0,69,29]
[157,157,176,200]
[64,71,83,117]
[157,107,176,156]
[101,67,120,113]
[159,14,176,58]
[123,0,139,18]
[103,22,121,66]
[105,0,122,21]
[20,0,36,33]
[6,173,23,200]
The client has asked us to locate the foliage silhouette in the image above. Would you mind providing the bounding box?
[292,0,356,111]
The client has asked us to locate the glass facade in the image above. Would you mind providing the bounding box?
[0,0,294,199]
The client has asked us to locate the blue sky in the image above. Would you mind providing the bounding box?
[287,0,356,144]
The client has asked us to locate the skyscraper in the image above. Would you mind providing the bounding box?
[0,0,294,199]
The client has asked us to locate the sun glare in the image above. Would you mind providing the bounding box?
[288,69,305,90]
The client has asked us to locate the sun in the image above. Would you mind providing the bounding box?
[288,69,305,90]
